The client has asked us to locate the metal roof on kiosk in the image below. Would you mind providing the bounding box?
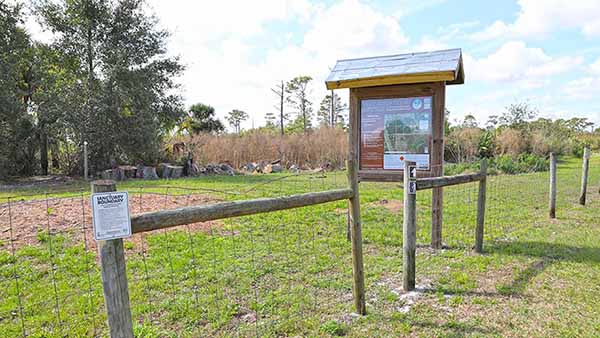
[325,48,464,90]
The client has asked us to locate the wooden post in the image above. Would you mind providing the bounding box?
[348,88,366,315]
[92,180,134,338]
[579,146,590,205]
[549,153,557,218]
[475,158,487,253]
[403,161,417,291]
[83,140,88,181]
[431,84,445,249]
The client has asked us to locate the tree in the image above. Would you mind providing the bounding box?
[462,114,478,128]
[35,0,185,169]
[264,111,277,129]
[271,81,287,135]
[178,103,224,134]
[317,92,347,128]
[226,109,249,134]
[0,2,36,176]
[498,102,538,130]
[285,76,313,133]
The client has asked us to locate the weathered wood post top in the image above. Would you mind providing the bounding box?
[325,48,464,181]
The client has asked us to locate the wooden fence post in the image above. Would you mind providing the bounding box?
[549,153,557,218]
[475,159,487,253]
[83,140,88,181]
[92,180,134,338]
[403,161,417,291]
[347,158,366,315]
[579,146,590,205]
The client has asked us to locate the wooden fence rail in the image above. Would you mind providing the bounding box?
[416,172,485,190]
[402,159,488,290]
[130,188,354,233]
[93,181,363,337]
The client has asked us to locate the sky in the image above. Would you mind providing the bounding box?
[23,0,600,131]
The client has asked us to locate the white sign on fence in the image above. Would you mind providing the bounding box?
[408,181,417,194]
[91,192,132,241]
[408,166,417,179]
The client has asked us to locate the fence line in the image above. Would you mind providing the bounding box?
[1,155,597,336]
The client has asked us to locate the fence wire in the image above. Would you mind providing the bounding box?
[0,171,352,337]
[0,158,598,337]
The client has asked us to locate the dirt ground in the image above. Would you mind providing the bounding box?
[0,193,221,252]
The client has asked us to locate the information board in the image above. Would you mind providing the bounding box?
[91,192,132,241]
[360,96,432,170]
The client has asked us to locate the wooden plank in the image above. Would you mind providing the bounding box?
[416,172,485,190]
[353,82,438,98]
[579,147,590,205]
[131,188,353,234]
[353,82,444,181]
[475,159,487,253]
[358,169,434,182]
[403,161,417,291]
[431,83,445,249]
[92,180,134,338]
[348,88,366,315]
[549,153,557,218]
[326,71,455,90]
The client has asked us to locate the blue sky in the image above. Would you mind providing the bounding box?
[25,0,600,130]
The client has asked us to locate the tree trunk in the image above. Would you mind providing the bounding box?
[279,81,285,136]
[330,90,335,127]
[39,124,48,175]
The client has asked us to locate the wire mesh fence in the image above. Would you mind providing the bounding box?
[0,156,597,337]
[1,171,354,337]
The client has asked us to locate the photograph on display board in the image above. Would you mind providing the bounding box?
[360,96,432,170]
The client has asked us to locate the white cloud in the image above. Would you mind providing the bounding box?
[302,0,409,60]
[465,41,582,88]
[472,0,600,41]
[564,76,600,99]
[590,58,600,74]
[154,0,409,130]
[414,37,449,52]
[393,0,448,18]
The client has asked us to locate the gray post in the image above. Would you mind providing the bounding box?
[347,158,366,315]
[403,161,417,291]
[84,141,89,181]
[92,180,134,338]
[579,147,590,205]
[475,158,487,253]
[549,153,556,218]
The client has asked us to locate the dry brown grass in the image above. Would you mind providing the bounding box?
[169,127,348,169]
[496,128,528,156]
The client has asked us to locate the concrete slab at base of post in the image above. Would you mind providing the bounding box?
[92,180,134,338]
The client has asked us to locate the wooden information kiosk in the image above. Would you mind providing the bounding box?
[326,48,464,249]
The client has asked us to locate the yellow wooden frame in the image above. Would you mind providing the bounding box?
[326,71,455,90]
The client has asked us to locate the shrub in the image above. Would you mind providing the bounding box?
[168,127,348,169]
[496,128,528,156]
[517,153,549,171]
[494,155,519,174]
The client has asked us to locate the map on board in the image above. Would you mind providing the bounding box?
[360,96,432,170]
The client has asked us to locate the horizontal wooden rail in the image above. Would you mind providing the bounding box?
[416,172,485,190]
[131,188,354,233]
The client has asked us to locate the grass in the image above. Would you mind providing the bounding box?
[0,155,599,337]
